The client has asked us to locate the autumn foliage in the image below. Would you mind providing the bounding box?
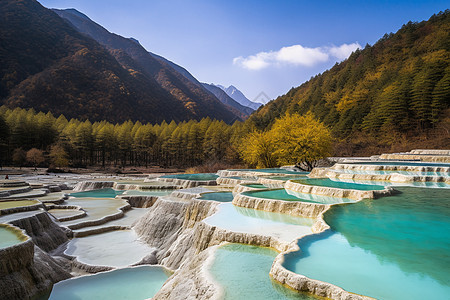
[240,113,331,170]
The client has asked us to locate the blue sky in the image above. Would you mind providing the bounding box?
[39,0,448,103]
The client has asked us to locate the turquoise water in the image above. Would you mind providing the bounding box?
[345,161,450,167]
[265,175,308,181]
[335,178,450,189]
[283,187,450,299]
[210,243,316,300]
[234,168,309,175]
[48,266,169,300]
[70,188,124,198]
[334,169,449,176]
[294,178,386,190]
[229,176,258,180]
[204,203,314,242]
[198,192,234,202]
[242,183,268,189]
[242,189,355,204]
[0,226,24,248]
[121,189,174,196]
[160,173,219,181]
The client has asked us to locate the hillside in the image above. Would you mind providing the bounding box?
[0,0,238,123]
[249,11,450,153]
[52,8,239,122]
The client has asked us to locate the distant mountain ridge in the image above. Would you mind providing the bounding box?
[201,83,254,117]
[215,84,262,110]
[147,52,252,118]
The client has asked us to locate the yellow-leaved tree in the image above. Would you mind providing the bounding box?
[240,112,332,170]
[239,131,277,168]
[271,112,332,170]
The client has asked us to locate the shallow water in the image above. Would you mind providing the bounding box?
[0,200,39,210]
[335,178,450,189]
[210,243,317,300]
[265,175,308,181]
[242,188,355,204]
[203,203,314,242]
[69,188,124,198]
[48,266,169,300]
[61,197,128,227]
[160,173,219,181]
[64,230,154,267]
[72,208,149,234]
[333,168,449,176]
[48,209,83,220]
[121,189,174,196]
[345,161,450,167]
[198,192,234,202]
[241,183,268,189]
[283,187,450,299]
[234,168,309,175]
[294,178,386,190]
[0,226,24,248]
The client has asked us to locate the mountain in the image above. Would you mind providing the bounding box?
[52,8,240,123]
[248,11,450,150]
[0,0,239,124]
[148,52,252,118]
[201,83,254,117]
[0,0,190,123]
[216,85,262,110]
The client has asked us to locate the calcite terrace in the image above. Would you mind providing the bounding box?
[0,149,448,299]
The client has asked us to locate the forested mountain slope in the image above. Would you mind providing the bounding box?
[0,0,238,123]
[53,8,239,123]
[0,0,194,123]
[249,11,450,152]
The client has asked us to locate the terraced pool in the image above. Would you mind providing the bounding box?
[203,203,314,242]
[198,192,234,202]
[210,243,316,299]
[64,230,155,267]
[242,188,355,204]
[69,188,124,198]
[48,266,169,300]
[282,187,450,299]
[293,178,386,190]
[0,224,27,248]
[160,173,219,181]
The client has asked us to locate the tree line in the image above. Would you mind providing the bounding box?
[0,106,253,169]
[0,106,333,171]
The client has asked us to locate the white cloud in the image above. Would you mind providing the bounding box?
[276,45,329,66]
[233,42,361,70]
[329,43,361,60]
[233,53,271,70]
